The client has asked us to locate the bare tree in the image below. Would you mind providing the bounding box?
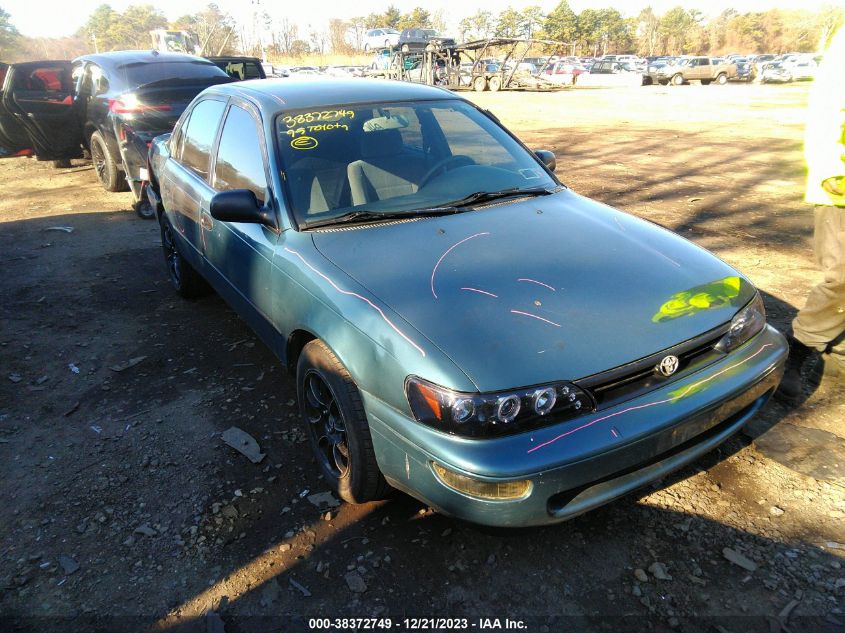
[328,19,351,54]
[636,7,661,56]
[309,28,328,55]
[276,17,298,54]
[348,16,367,51]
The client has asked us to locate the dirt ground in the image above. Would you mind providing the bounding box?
[1,82,843,633]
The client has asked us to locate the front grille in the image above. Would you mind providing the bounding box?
[575,324,730,410]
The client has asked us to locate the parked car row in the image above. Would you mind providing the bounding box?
[542,52,821,86]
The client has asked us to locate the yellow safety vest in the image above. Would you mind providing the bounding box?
[805,27,845,207]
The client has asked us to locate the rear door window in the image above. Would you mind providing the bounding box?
[180,98,227,180]
[13,64,74,92]
[213,104,267,203]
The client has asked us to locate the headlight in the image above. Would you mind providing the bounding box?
[405,376,594,438]
[715,293,766,353]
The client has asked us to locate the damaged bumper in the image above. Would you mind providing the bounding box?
[365,325,786,527]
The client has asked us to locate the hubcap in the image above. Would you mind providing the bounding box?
[161,222,182,287]
[303,371,349,478]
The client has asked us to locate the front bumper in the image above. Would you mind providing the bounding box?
[365,325,786,527]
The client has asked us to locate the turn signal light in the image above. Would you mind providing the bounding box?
[431,462,532,501]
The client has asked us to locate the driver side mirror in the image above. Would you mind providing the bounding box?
[210,189,276,228]
[534,149,556,172]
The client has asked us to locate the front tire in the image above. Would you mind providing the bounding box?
[473,75,488,92]
[487,76,502,92]
[90,131,128,192]
[671,73,685,86]
[297,339,390,504]
[159,214,210,298]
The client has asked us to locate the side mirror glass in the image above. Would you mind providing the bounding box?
[210,189,275,227]
[534,149,556,172]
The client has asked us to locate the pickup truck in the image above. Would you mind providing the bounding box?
[656,57,736,86]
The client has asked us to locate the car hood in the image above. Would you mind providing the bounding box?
[311,190,755,391]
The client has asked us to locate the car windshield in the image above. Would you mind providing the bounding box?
[276,99,556,227]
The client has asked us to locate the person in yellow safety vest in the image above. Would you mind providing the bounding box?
[777,26,845,403]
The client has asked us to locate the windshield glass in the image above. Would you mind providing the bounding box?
[277,99,556,227]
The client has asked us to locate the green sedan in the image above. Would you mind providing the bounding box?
[147,78,787,527]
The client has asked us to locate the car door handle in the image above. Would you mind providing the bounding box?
[200,214,213,231]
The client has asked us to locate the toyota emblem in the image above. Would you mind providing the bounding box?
[657,355,680,377]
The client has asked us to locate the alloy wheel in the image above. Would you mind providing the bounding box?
[91,141,107,185]
[161,221,182,287]
[303,370,350,478]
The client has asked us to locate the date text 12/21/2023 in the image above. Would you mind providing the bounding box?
[307,618,529,630]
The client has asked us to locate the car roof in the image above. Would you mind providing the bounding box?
[202,78,460,111]
[73,50,216,70]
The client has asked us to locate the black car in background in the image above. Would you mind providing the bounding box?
[0,51,231,215]
[398,29,456,52]
[731,57,753,81]
[206,56,266,81]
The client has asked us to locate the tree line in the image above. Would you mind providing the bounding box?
[267,1,844,57]
[539,1,844,57]
[1,2,843,62]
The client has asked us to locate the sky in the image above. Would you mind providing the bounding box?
[3,0,838,39]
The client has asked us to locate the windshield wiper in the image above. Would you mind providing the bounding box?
[301,188,556,229]
[302,207,462,229]
[428,187,555,211]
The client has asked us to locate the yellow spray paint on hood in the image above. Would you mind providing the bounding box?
[652,276,743,323]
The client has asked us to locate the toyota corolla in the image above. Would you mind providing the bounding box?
[147,79,787,527]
